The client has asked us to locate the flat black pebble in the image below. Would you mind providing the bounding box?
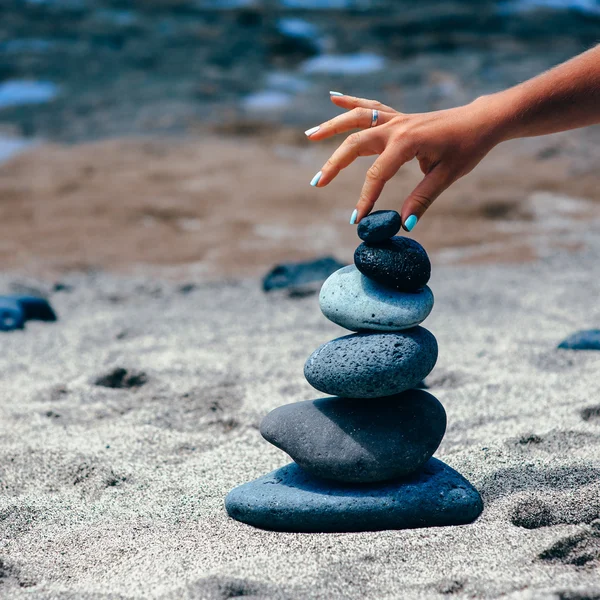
[354,236,431,292]
[260,390,446,483]
[357,210,401,243]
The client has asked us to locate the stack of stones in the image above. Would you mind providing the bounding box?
[226,211,483,533]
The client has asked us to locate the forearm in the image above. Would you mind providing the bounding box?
[478,44,600,142]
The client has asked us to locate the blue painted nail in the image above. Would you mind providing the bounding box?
[350,209,358,225]
[310,171,322,187]
[329,91,344,97]
[404,214,418,231]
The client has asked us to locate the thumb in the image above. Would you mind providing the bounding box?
[400,166,451,231]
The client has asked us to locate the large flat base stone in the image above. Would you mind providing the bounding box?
[225,458,483,533]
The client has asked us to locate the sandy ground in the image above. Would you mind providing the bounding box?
[1,218,600,599]
[2,126,600,278]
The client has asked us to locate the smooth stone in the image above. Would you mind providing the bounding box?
[262,256,345,293]
[319,264,433,331]
[558,330,600,350]
[260,389,446,483]
[354,236,431,292]
[357,210,401,243]
[0,297,25,332]
[15,296,57,322]
[225,459,484,532]
[0,295,57,332]
[304,327,438,398]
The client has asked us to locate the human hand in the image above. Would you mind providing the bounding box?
[305,93,502,230]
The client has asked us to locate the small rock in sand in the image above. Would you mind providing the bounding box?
[558,329,600,350]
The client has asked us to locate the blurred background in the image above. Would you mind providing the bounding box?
[1,0,600,278]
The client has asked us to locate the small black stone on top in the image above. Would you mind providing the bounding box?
[354,236,431,292]
[357,210,401,243]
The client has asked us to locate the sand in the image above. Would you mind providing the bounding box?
[1,218,600,599]
[2,126,600,278]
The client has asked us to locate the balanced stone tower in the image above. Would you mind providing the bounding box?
[226,210,483,532]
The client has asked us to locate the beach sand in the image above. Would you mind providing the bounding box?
[1,127,600,279]
[1,217,600,598]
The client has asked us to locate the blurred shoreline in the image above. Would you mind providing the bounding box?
[1,0,600,277]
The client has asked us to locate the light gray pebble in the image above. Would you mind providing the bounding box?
[320,265,433,331]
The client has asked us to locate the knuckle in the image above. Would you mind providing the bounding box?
[325,158,337,170]
[355,107,370,120]
[410,192,432,210]
[346,132,361,147]
[366,163,385,181]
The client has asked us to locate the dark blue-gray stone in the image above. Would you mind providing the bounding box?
[15,296,57,322]
[225,459,483,532]
[354,236,431,292]
[304,327,438,398]
[262,256,345,293]
[0,297,25,331]
[357,210,401,243]
[558,330,600,350]
[0,296,57,331]
[260,390,446,483]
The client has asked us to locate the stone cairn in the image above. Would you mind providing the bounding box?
[226,210,483,532]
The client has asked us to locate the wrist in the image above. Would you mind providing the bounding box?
[469,92,523,144]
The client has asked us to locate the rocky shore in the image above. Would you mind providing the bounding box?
[0,0,598,141]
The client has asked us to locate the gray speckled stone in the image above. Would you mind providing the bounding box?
[357,210,401,243]
[319,265,433,331]
[304,327,438,398]
[558,329,600,350]
[260,390,446,483]
[354,236,431,292]
[225,459,483,532]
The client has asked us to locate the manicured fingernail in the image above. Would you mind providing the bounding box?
[350,209,358,225]
[329,91,344,97]
[304,126,320,137]
[404,214,418,231]
[310,171,322,187]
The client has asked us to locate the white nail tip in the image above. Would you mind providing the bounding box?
[304,126,320,137]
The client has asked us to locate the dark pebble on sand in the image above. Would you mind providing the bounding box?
[558,329,600,350]
[262,256,345,293]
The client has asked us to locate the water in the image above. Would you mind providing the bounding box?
[499,0,600,15]
[0,81,59,110]
[301,53,385,75]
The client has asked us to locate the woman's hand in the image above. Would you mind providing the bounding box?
[305,93,502,230]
